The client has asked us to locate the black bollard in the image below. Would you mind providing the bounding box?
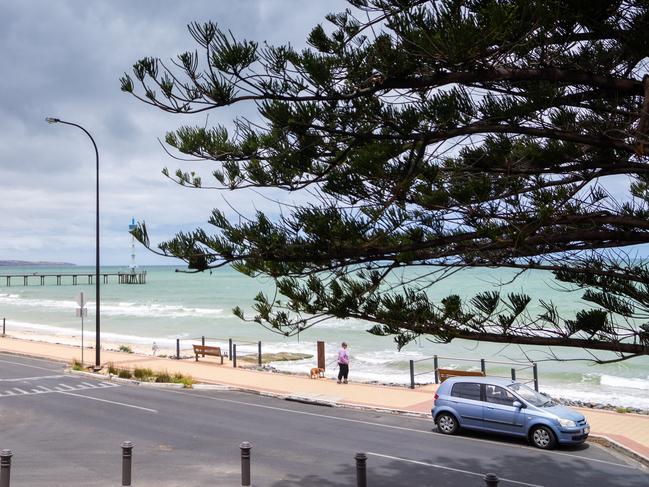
[433,355,439,384]
[511,368,516,381]
[121,441,134,486]
[2,318,5,337]
[409,360,415,389]
[176,338,180,360]
[229,338,233,361]
[0,450,12,487]
[240,441,252,486]
[484,473,499,486]
[233,344,237,368]
[355,453,367,487]
[258,341,262,366]
[533,363,539,391]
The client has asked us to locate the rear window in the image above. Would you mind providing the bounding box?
[450,382,481,401]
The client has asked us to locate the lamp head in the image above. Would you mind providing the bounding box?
[45,117,61,124]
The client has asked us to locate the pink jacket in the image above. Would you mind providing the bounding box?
[338,348,349,365]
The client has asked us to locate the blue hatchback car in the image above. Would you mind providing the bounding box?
[431,376,590,449]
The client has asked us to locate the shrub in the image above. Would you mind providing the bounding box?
[118,344,133,353]
[172,372,195,388]
[155,371,172,383]
[117,369,132,379]
[71,359,84,371]
[107,362,118,375]
[133,367,154,380]
[616,406,634,414]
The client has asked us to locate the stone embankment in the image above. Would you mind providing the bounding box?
[552,396,648,415]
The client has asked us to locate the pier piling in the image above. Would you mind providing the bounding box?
[0,271,146,287]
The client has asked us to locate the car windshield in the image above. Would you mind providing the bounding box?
[508,383,553,407]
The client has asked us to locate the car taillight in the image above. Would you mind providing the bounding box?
[434,393,439,401]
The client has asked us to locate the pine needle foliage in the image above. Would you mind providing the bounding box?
[123,0,649,362]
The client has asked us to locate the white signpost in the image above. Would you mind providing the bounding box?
[76,292,88,365]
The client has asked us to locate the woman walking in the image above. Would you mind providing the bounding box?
[337,342,349,384]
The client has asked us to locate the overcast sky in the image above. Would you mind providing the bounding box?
[0,0,346,266]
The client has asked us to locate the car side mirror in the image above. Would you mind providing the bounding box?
[513,401,523,409]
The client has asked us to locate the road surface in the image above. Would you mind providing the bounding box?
[0,352,646,486]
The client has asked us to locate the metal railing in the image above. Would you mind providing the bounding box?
[409,354,539,391]
[0,441,504,486]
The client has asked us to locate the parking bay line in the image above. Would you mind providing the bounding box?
[0,358,63,373]
[56,390,158,413]
[0,374,68,382]
[366,452,545,487]
[166,390,637,470]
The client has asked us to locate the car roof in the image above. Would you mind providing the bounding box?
[442,376,517,386]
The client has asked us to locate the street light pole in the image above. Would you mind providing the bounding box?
[46,117,101,369]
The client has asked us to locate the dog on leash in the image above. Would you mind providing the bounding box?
[310,367,325,379]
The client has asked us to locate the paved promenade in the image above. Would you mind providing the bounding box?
[1,336,647,464]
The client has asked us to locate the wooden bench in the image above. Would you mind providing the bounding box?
[437,368,485,383]
[193,344,226,364]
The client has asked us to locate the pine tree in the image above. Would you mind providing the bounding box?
[122,0,649,362]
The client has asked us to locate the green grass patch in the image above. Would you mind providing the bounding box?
[152,370,195,388]
[172,372,195,388]
[133,367,155,380]
[154,371,172,383]
[71,359,84,371]
[117,369,133,379]
[107,366,194,388]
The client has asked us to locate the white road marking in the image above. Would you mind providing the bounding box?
[166,390,638,470]
[81,382,97,388]
[0,374,67,382]
[0,353,67,366]
[0,358,63,373]
[56,391,157,413]
[0,381,119,398]
[366,452,545,487]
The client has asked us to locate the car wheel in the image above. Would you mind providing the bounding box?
[530,425,557,449]
[436,412,458,435]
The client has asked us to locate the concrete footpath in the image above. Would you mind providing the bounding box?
[1,336,648,464]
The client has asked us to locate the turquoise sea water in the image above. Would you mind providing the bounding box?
[1,264,648,409]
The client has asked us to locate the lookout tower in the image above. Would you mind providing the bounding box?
[128,217,137,272]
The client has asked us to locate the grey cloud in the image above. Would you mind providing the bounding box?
[0,0,347,265]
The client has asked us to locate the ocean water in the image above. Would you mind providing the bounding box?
[1,264,648,410]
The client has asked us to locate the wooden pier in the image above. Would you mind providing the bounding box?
[0,271,146,286]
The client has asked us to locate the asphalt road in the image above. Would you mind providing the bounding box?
[0,352,647,486]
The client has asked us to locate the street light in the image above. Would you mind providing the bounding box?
[46,117,101,369]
